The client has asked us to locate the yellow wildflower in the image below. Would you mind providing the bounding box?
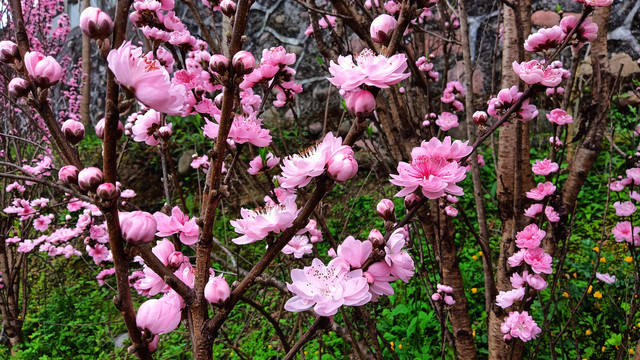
[471,288,478,294]
[562,292,569,298]
[593,246,599,252]
[600,257,606,263]
[625,256,633,263]
[573,272,577,278]
[398,344,402,350]
[585,329,592,336]
[587,285,593,294]
[593,291,602,299]
[472,255,478,260]
[478,251,483,256]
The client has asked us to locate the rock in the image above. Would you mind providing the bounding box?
[610,52,640,78]
[531,10,560,27]
[113,333,129,348]
[339,120,351,137]
[274,15,285,24]
[178,150,196,174]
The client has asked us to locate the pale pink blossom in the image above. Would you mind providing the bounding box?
[609,180,625,192]
[304,15,336,36]
[512,60,563,87]
[630,191,640,202]
[515,224,546,249]
[247,153,280,175]
[107,42,186,115]
[153,207,199,245]
[435,112,459,131]
[546,109,573,125]
[501,311,541,342]
[336,236,373,268]
[230,196,297,244]
[531,159,559,176]
[526,182,556,200]
[384,230,415,282]
[614,201,637,217]
[203,114,272,147]
[596,272,616,284]
[327,49,410,91]
[390,137,472,199]
[496,287,525,309]
[627,168,640,185]
[284,258,371,316]
[132,109,162,146]
[364,261,395,301]
[204,273,231,304]
[136,292,182,334]
[281,235,313,258]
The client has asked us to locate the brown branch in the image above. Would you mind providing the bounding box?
[135,245,195,305]
[282,317,330,360]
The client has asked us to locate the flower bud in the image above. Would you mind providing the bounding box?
[214,93,224,109]
[219,0,236,17]
[78,167,104,192]
[231,51,255,75]
[346,90,376,117]
[8,78,30,98]
[96,182,119,200]
[431,293,442,301]
[80,7,114,40]
[58,165,79,185]
[327,150,358,182]
[404,193,420,210]
[473,111,488,126]
[23,51,63,88]
[61,120,85,144]
[376,199,395,221]
[209,54,228,74]
[370,14,397,45]
[204,274,231,304]
[120,211,157,244]
[0,41,19,64]
[167,251,184,269]
[158,125,172,140]
[95,118,124,140]
[368,229,384,248]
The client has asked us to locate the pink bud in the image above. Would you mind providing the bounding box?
[219,0,236,17]
[0,41,18,63]
[95,118,124,140]
[209,54,228,74]
[61,120,85,144]
[158,125,172,140]
[473,111,488,126]
[368,229,384,247]
[167,251,184,268]
[148,335,159,353]
[136,296,181,334]
[443,295,456,305]
[364,272,375,283]
[8,78,30,98]
[120,211,157,244]
[23,51,63,88]
[376,199,395,221]
[346,90,376,117]
[370,14,397,45]
[327,150,358,182]
[58,165,79,184]
[78,167,104,192]
[404,193,420,210]
[431,293,442,301]
[231,51,255,75]
[129,11,144,27]
[96,182,119,200]
[204,274,231,304]
[80,7,114,40]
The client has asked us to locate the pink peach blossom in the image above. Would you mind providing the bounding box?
[614,201,637,217]
[515,224,546,249]
[230,196,297,244]
[501,311,541,342]
[281,235,313,258]
[524,26,564,52]
[531,159,559,175]
[526,182,556,200]
[327,49,410,91]
[546,109,573,125]
[336,236,373,268]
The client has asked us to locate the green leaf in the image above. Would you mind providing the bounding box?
[317,55,324,65]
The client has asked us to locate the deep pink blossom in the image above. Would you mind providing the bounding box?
[501,311,542,342]
[107,42,186,115]
[390,137,472,199]
[487,86,538,121]
[247,153,280,175]
[531,159,559,176]
[546,109,573,125]
[370,14,397,45]
[230,196,297,244]
[526,182,556,200]
[560,16,598,46]
[515,224,546,249]
[512,60,563,87]
[284,258,371,316]
[524,26,564,52]
[579,0,613,7]
[545,206,560,222]
[203,114,271,147]
[523,248,553,274]
[327,49,410,91]
[96,268,116,286]
[24,51,63,88]
[34,215,52,231]
[153,207,199,245]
